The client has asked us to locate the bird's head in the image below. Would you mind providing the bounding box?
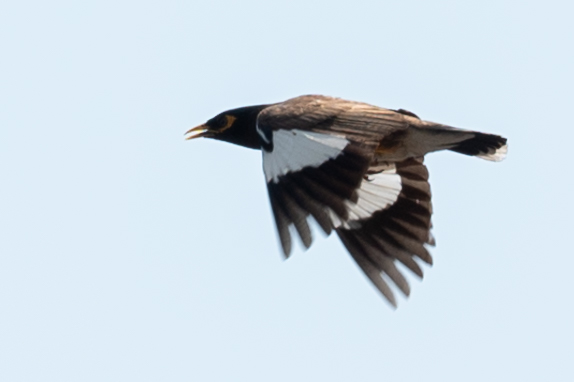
[185,104,270,149]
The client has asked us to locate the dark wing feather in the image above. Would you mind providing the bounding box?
[258,96,435,305]
[264,142,371,256]
[336,158,434,305]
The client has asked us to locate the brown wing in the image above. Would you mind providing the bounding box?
[257,95,409,145]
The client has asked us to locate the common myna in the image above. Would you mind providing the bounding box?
[186,95,507,307]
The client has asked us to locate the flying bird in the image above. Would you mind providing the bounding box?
[186,95,507,307]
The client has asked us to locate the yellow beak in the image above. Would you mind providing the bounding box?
[184,124,209,140]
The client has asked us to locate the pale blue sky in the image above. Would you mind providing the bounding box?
[1,1,573,381]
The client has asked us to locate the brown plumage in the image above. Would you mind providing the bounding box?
[186,95,507,307]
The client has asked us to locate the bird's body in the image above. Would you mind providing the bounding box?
[186,95,507,306]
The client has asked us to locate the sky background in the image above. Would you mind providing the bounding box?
[1,1,573,381]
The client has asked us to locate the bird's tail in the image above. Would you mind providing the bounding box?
[447,130,508,161]
[411,122,508,162]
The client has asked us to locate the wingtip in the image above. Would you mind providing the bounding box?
[281,242,292,260]
[386,296,398,309]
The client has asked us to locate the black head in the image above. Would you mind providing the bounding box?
[185,104,271,150]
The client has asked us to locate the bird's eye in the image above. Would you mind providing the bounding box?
[215,115,228,128]
[212,114,236,131]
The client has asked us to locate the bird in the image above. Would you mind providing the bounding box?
[185,95,507,307]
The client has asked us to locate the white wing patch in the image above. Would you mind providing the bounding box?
[262,129,349,183]
[477,144,508,162]
[330,166,402,229]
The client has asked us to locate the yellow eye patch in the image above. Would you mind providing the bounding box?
[221,115,237,131]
